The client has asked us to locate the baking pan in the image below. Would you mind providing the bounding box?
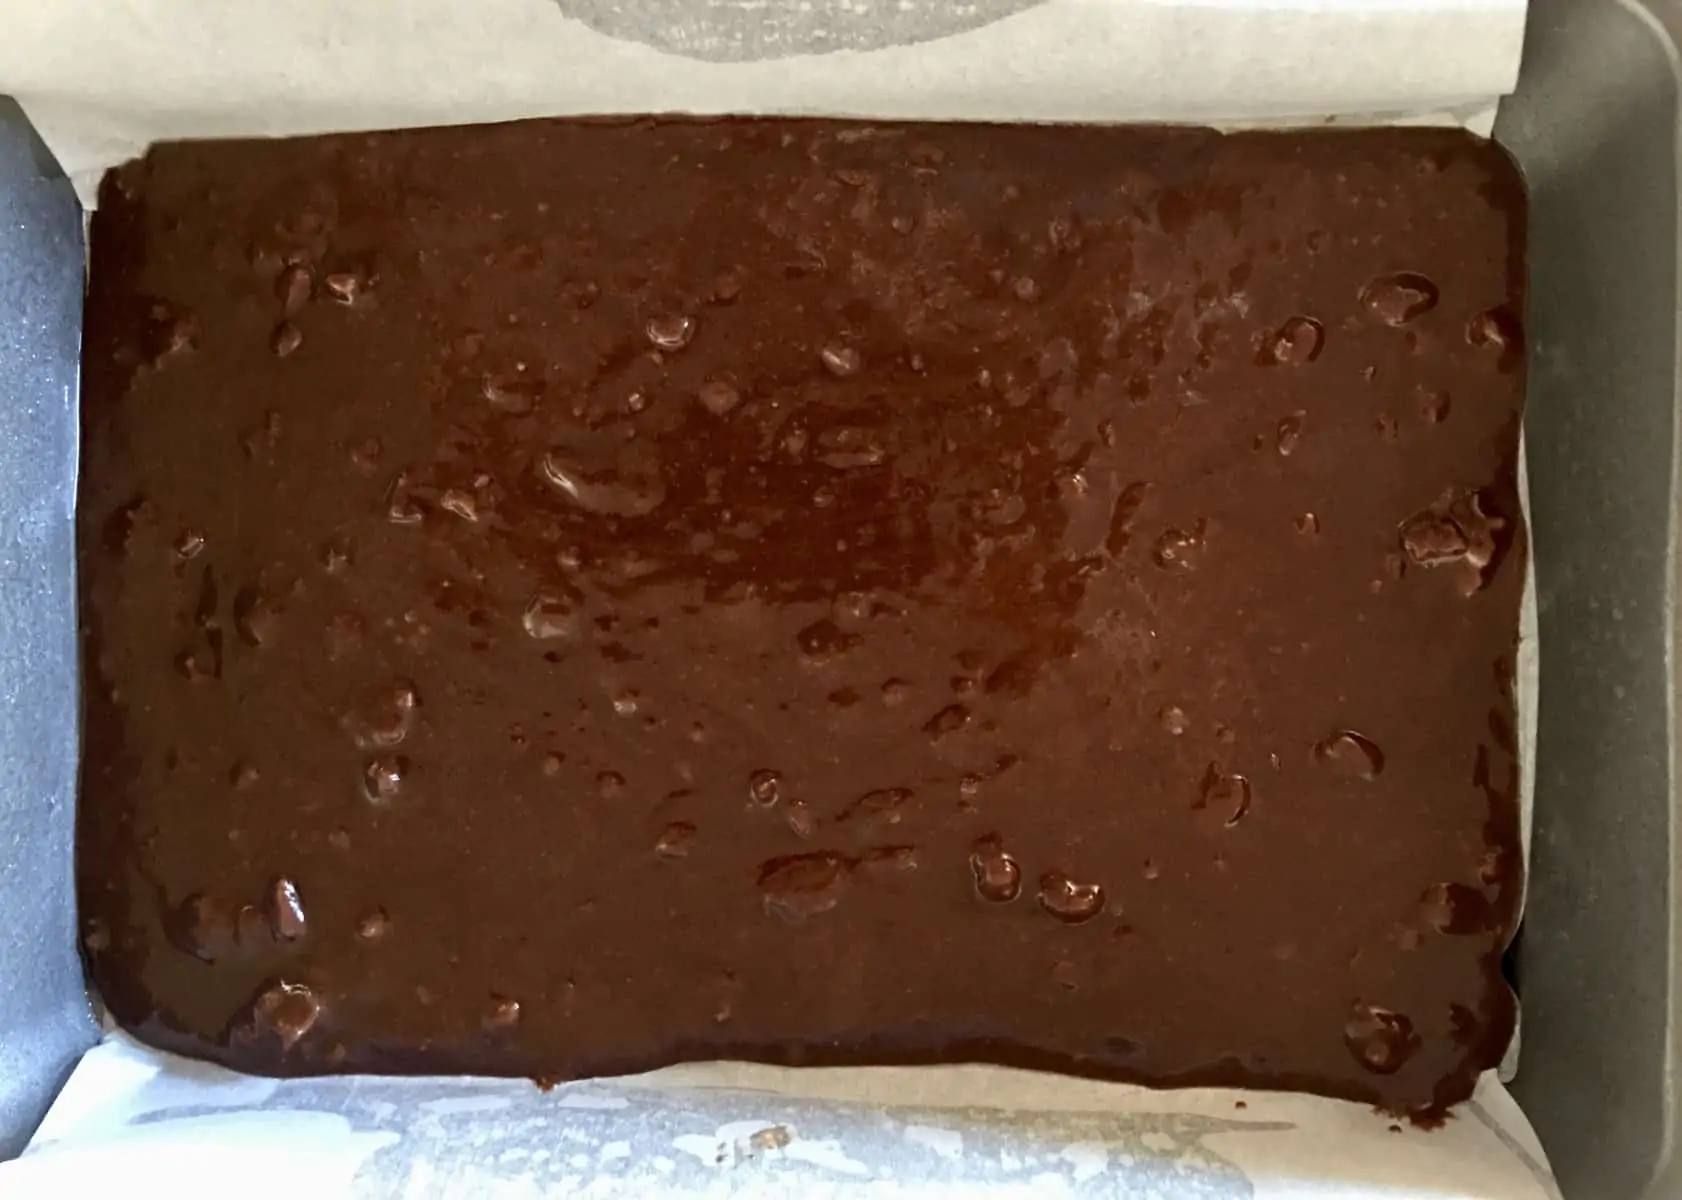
[1,0,1679,1193]
[1496,0,1682,1195]
[0,96,96,1162]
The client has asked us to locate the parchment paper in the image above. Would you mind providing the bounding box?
[1,0,1527,204]
[0,1,1550,1195]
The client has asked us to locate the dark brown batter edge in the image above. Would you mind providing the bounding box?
[76,117,1526,1119]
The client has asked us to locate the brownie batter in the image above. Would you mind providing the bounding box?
[76,118,1527,1118]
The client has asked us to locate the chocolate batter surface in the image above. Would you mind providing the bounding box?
[77,118,1526,1117]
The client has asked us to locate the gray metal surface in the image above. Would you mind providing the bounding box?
[1497,0,1682,1195]
[0,99,97,1160]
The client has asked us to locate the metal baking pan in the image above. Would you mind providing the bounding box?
[1496,0,1682,1195]
[0,0,1678,1192]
